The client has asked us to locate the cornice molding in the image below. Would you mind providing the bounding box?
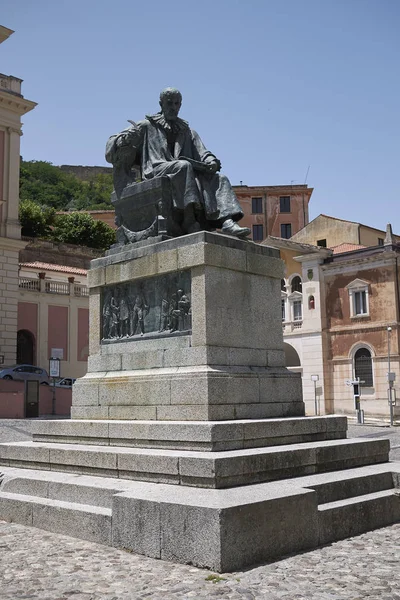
[0,236,28,252]
[0,91,37,116]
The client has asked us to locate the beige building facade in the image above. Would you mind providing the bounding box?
[0,26,37,366]
[292,214,400,249]
[267,220,400,423]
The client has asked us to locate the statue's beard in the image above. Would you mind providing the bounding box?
[147,112,187,135]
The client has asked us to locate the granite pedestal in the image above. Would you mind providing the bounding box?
[0,232,399,571]
[74,231,303,421]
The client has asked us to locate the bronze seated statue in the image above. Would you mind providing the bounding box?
[105,87,251,246]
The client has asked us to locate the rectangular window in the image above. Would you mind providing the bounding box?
[280,196,291,213]
[354,290,367,315]
[252,224,264,242]
[281,299,286,321]
[317,239,327,247]
[378,238,384,246]
[251,197,263,214]
[280,223,292,239]
[293,300,302,321]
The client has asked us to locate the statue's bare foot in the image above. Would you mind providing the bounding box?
[221,219,251,239]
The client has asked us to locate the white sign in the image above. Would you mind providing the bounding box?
[51,348,64,360]
[311,374,319,382]
[49,358,60,378]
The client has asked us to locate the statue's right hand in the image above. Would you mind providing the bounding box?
[117,134,132,147]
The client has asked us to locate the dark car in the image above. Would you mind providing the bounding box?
[0,364,50,385]
[55,377,76,388]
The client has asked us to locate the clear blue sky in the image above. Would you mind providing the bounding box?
[2,0,399,233]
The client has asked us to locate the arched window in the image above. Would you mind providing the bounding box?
[281,279,286,291]
[354,347,373,387]
[308,295,315,310]
[291,276,302,293]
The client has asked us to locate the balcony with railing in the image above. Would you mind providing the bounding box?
[282,319,303,333]
[19,277,88,298]
[18,277,40,292]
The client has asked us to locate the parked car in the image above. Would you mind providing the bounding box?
[0,364,50,385]
[55,377,76,388]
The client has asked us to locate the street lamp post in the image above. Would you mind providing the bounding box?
[387,326,394,426]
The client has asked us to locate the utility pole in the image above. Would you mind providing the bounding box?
[387,326,395,426]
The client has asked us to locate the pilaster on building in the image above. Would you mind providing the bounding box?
[0,25,37,366]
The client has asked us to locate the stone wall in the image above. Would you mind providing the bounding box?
[59,165,112,181]
[20,239,102,269]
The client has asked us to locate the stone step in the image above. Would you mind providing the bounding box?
[0,437,390,488]
[306,471,395,504]
[31,416,347,452]
[0,469,123,508]
[0,490,112,545]
[318,489,400,545]
[1,463,399,571]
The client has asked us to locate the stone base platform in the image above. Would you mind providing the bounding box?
[1,416,400,570]
[0,436,388,489]
[0,460,399,572]
[31,416,347,450]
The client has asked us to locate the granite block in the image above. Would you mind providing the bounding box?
[108,406,157,420]
[201,266,283,350]
[122,350,164,371]
[246,253,284,279]
[49,447,117,470]
[0,494,33,526]
[266,349,286,367]
[70,406,109,420]
[170,375,208,406]
[32,420,109,441]
[98,378,171,406]
[156,405,210,421]
[207,373,260,404]
[32,501,112,545]
[88,354,122,372]
[259,371,303,403]
[89,292,101,355]
[72,382,100,407]
[161,502,221,570]
[219,490,318,571]
[0,443,50,464]
[1,477,49,499]
[177,243,205,270]
[104,263,123,285]
[204,242,247,272]
[228,348,267,367]
[112,494,161,558]
[117,452,179,476]
[162,346,208,368]
[87,267,106,289]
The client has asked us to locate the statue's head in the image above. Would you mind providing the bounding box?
[159,87,182,122]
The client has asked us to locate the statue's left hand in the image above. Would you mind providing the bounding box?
[207,159,221,174]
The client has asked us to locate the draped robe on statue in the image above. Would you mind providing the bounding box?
[106,113,244,227]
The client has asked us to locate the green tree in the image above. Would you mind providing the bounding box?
[19,200,55,238]
[19,161,114,211]
[20,161,84,210]
[52,212,115,250]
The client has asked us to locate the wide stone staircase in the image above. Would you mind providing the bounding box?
[0,416,399,571]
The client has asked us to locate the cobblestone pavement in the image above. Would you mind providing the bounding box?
[0,419,399,599]
[1,520,399,599]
